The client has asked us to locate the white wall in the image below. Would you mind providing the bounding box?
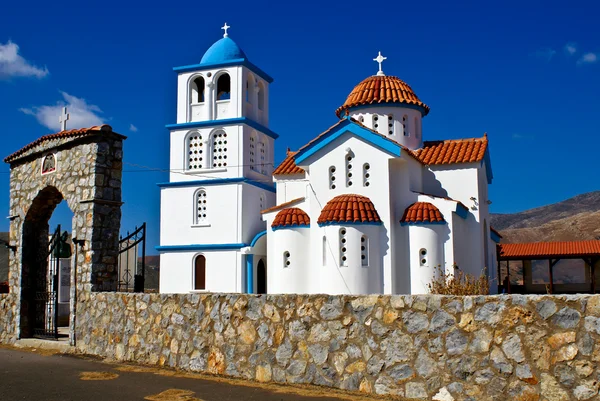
[407,225,446,294]
[267,227,311,294]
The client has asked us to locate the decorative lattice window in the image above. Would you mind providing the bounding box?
[259,193,265,220]
[212,131,228,168]
[403,115,409,137]
[361,235,369,266]
[195,189,208,224]
[420,248,427,266]
[373,114,379,131]
[259,138,267,174]
[283,251,291,268]
[345,151,354,187]
[187,133,204,170]
[388,114,394,135]
[339,228,348,266]
[363,163,371,187]
[329,166,336,189]
[249,134,256,171]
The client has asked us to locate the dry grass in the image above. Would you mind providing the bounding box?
[427,266,490,295]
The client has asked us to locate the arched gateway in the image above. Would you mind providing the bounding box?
[3,125,125,343]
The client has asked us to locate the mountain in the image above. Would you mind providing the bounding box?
[491,191,600,243]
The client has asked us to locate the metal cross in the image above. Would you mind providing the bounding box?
[59,107,69,131]
[373,51,387,76]
[221,23,230,37]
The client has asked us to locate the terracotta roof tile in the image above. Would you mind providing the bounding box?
[414,136,488,165]
[498,241,600,259]
[272,208,310,229]
[336,75,430,117]
[261,197,305,214]
[317,194,382,225]
[4,125,124,163]
[401,202,445,224]
[273,151,305,176]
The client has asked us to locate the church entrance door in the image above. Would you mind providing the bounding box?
[257,259,267,294]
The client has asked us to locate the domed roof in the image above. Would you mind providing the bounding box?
[336,75,430,117]
[318,194,382,226]
[401,202,445,224]
[272,208,310,229]
[200,37,247,65]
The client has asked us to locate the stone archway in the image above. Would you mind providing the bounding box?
[3,125,126,343]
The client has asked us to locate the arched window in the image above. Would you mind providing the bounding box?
[186,132,204,170]
[363,163,371,187]
[249,132,257,171]
[246,74,255,104]
[194,255,206,290]
[329,166,336,189]
[419,248,427,266]
[339,228,348,266]
[191,76,205,103]
[403,115,409,137]
[283,251,291,268]
[194,189,207,224]
[345,151,354,187]
[211,130,228,168]
[257,82,265,110]
[361,235,369,266]
[216,73,231,101]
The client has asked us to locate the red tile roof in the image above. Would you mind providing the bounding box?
[336,75,430,117]
[273,151,305,176]
[498,241,600,259]
[317,194,381,225]
[414,136,488,165]
[272,208,310,229]
[401,202,445,224]
[4,125,125,163]
[261,197,305,214]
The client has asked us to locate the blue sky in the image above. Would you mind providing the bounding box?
[1,0,599,252]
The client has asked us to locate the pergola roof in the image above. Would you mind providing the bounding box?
[498,240,600,260]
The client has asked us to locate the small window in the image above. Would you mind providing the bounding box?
[194,255,206,290]
[403,115,409,137]
[259,193,265,220]
[339,228,348,266]
[329,166,336,189]
[359,115,365,123]
[283,251,291,268]
[249,133,257,171]
[194,189,207,224]
[192,76,205,103]
[259,138,267,174]
[211,130,228,168]
[388,114,394,135]
[322,236,327,266]
[361,235,369,266]
[217,74,231,100]
[419,248,427,266]
[187,132,204,170]
[372,115,379,130]
[258,82,265,110]
[363,163,370,187]
[345,151,354,187]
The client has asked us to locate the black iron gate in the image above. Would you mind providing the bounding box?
[117,223,146,292]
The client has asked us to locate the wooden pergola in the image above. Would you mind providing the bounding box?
[497,240,600,294]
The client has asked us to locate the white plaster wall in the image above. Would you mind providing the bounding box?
[243,126,275,179]
[408,225,446,294]
[267,227,311,294]
[320,225,382,295]
[274,180,309,204]
[240,183,275,244]
[159,251,242,294]
[349,106,424,150]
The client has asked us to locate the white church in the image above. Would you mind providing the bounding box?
[158,25,499,295]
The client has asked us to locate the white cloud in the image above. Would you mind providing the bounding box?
[534,48,556,61]
[578,52,598,65]
[20,92,104,131]
[129,124,138,132]
[0,40,49,79]
[564,43,577,55]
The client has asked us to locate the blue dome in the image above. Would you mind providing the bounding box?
[200,37,247,64]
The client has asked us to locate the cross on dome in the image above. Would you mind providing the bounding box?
[373,51,387,76]
[221,23,231,38]
[59,106,69,131]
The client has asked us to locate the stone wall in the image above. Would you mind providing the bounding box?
[75,292,600,400]
[0,294,17,343]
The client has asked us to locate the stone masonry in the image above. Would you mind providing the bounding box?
[70,293,600,400]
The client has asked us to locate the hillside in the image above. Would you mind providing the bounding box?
[491,191,600,243]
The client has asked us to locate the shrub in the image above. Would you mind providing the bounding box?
[427,266,490,295]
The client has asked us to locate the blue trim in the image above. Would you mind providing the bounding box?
[490,230,501,244]
[317,221,383,227]
[156,243,247,252]
[455,204,469,219]
[250,230,267,247]
[173,59,274,83]
[343,102,429,117]
[246,254,254,294]
[400,221,447,226]
[157,177,275,193]
[482,148,493,184]
[295,119,401,165]
[166,117,279,140]
[272,224,310,231]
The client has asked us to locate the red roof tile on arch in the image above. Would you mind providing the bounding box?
[401,202,445,224]
[318,194,382,225]
[271,208,310,229]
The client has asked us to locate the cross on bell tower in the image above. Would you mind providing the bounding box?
[221,22,230,38]
[59,107,70,131]
[373,51,387,76]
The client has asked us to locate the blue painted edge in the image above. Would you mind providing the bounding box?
[156,243,248,252]
[317,221,383,227]
[250,230,267,247]
[246,254,254,294]
[400,221,447,226]
[482,148,493,184]
[295,118,401,165]
[173,59,274,83]
[455,204,469,219]
[166,117,279,140]
[490,230,501,244]
[157,177,275,193]
[343,102,428,117]
[272,224,310,231]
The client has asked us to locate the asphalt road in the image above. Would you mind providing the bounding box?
[0,347,368,401]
